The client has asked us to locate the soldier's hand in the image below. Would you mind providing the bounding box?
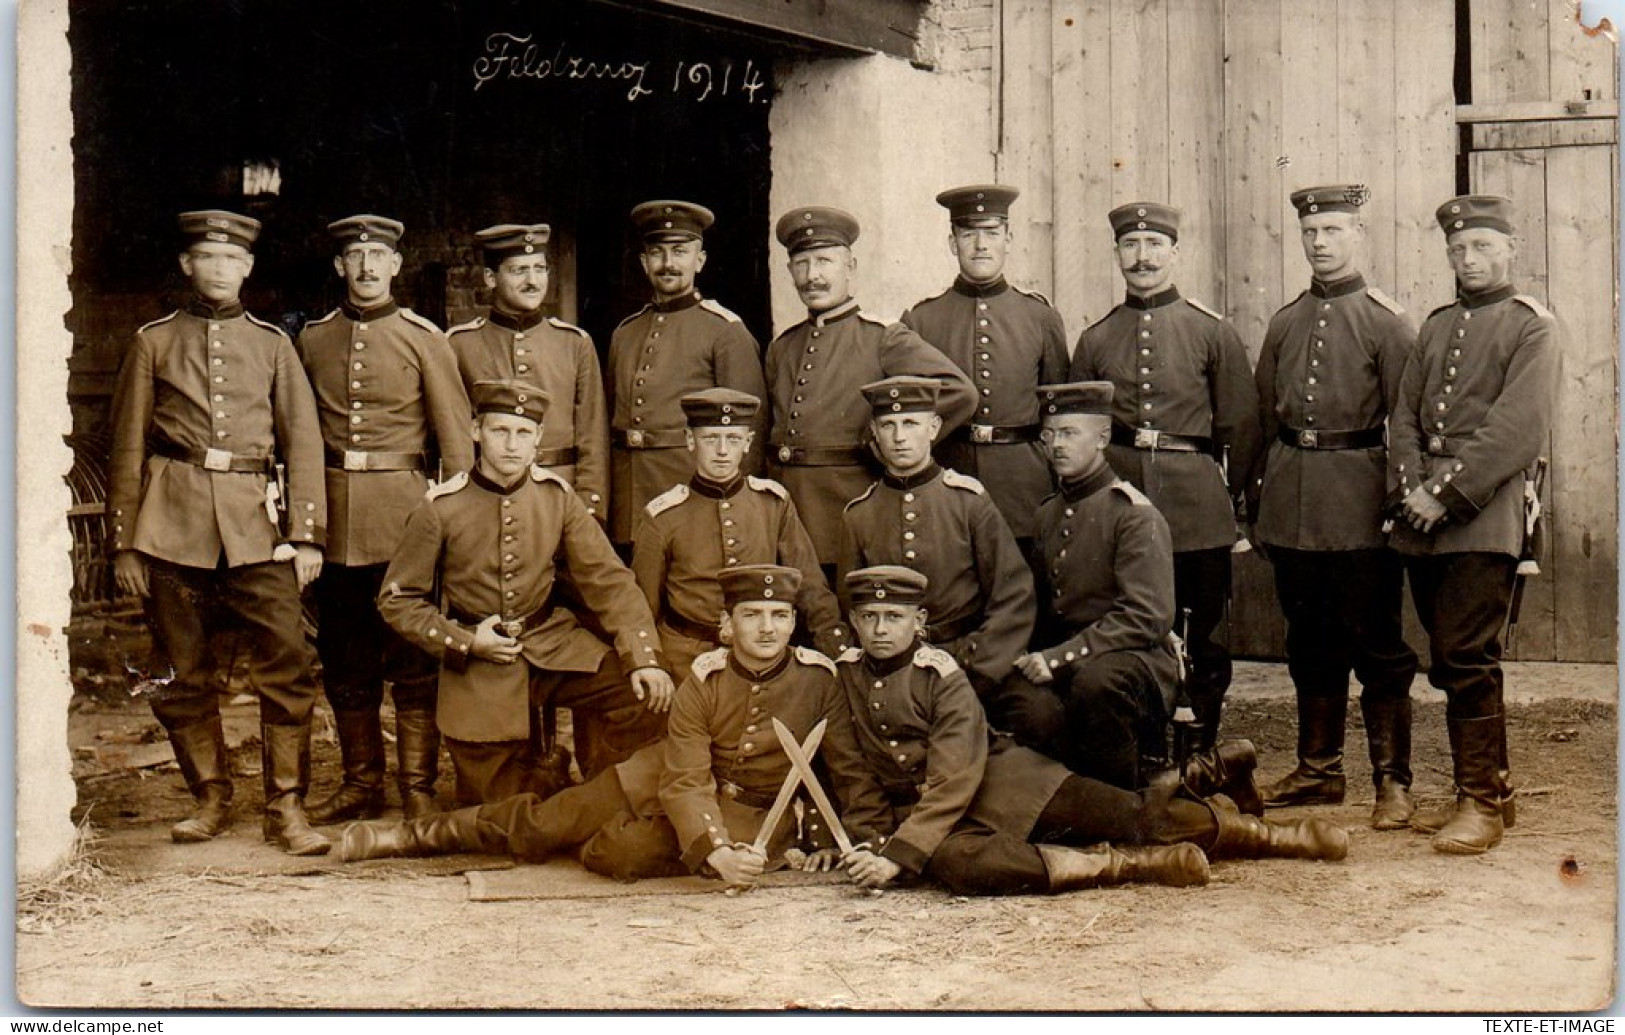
[844,848,902,888]
[708,844,765,888]
[113,551,149,598]
[471,615,522,664]
[1015,652,1054,684]
[1401,486,1449,534]
[630,667,676,713]
[291,544,324,589]
[798,847,843,873]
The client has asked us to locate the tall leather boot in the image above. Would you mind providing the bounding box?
[1409,712,1466,835]
[307,709,386,824]
[1432,713,1511,855]
[395,709,441,821]
[1181,739,1263,816]
[1207,794,1349,861]
[167,717,234,843]
[338,806,486,862]
[1037,842,1209,890]
[1361,694,1415,830]
[1260,694,1347,807]
[262,723,332,856]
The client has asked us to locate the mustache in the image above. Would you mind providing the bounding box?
[1129,263,1159,273]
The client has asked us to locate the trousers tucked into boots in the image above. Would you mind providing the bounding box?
[307,709,386,824]
[1261,694,1347,807]
[395,709,441,821]
[1362,693,1415,829]
[1037,843,1210,891]
[1426,713,1514,854]
[167,716,234,843]
[1180,739,1263,816]
[261,723,331,856]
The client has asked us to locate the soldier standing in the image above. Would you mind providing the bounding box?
[1070,203,1263,749]
[377,380,673,803]
[900,184,1069,562]
[632,388,847,677]
[297,215,474,824]
[108,210,330,855]
[1251,186,1421,828]
[1388,195,1560,855]
[449,223,608,521]
[765,206,977,575]
[607,200,766,551]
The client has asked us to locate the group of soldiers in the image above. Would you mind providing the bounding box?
[106,177,1556,895]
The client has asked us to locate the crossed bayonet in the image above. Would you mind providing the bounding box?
[731,716,867,878]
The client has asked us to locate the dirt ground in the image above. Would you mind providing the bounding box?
[15,661,1619,1013]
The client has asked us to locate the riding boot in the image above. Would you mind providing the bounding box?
[1181,739,1263,816]
[1432,714,1511,855]
[261,723,332,856]
[307,709,386,824]
[1261,694,1347,807]
[338,805,486,862]
[395,709,441,821]
[1036,842,1209,890]
[1361,694,1415,830]
[1206,793,1349,861]
[167,717,234,843]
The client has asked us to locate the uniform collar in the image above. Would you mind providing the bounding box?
[863,641,920,678]
[472,467,528,495]
[882,462,942,491]
[1309,272,1367,299]
[186,297,245,320]
[653,290,703,314]
[341,297,399,322]
[487,306,548,332]
[1123,285,1182,310]
[730,650,791,683]
[1459,284,1517,309]
[808,297,861,327]
[690,473,744,499]
[1059,462,1118,502]
[952,276,1009,299]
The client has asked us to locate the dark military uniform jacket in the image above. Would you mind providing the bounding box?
[607,291,766,544]
[902,276,1069,538]
[379,466,666,743]
[632,473,848,655]
[297,299,473,566]
[1253,274,1413,551]
[765,298,978,562]
[1071,287,1263,553]
[108,298,326,567]
[835,643,1072,874]
[633,646,888,871]
[839,464,1035,691]
[448,308,609,521]
[1033,463,1180,706]
[1387,285,1561,558]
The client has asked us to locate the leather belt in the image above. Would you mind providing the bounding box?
[925,612,979,643]
[613,428,687,450]
[661,610,722,644]
[324,448,427,472]
[152,439,274,474]
[447,605,554,639]
[958,422,1040,445]
[1277,426,1385,451]
[772,445,867,467]
[1110,424,1212,454]
[717,780,778,810]
[534,446,580,466]
[1425,434,1457,457]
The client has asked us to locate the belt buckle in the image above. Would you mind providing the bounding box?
[342,449,368,472]
[1134,429,1159,450]
[1428,435,1444,454]
[202,448,233,472]
[626,429,645,448]
[1297,429,1318,449]
[970,424,994,444]
[499,618,525,638]
[719,781,741,801]
[778,445,794,463]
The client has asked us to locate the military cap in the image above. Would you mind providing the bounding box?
[631,200,715,243]
[845,565,929,608]
[861,375,943,416]
[1108,202,1180,242]
[475,223,550,266]
[1290,184,1370,217]
[1036,381,1115,418]
[680,387,760,428]
[178,210,261,250]
[1436,194,1514,236]
[471,379,550,424]
[719,563,802,608]
[328,214,405,249]
[937,184,1020,225]
[775,206,861,253]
